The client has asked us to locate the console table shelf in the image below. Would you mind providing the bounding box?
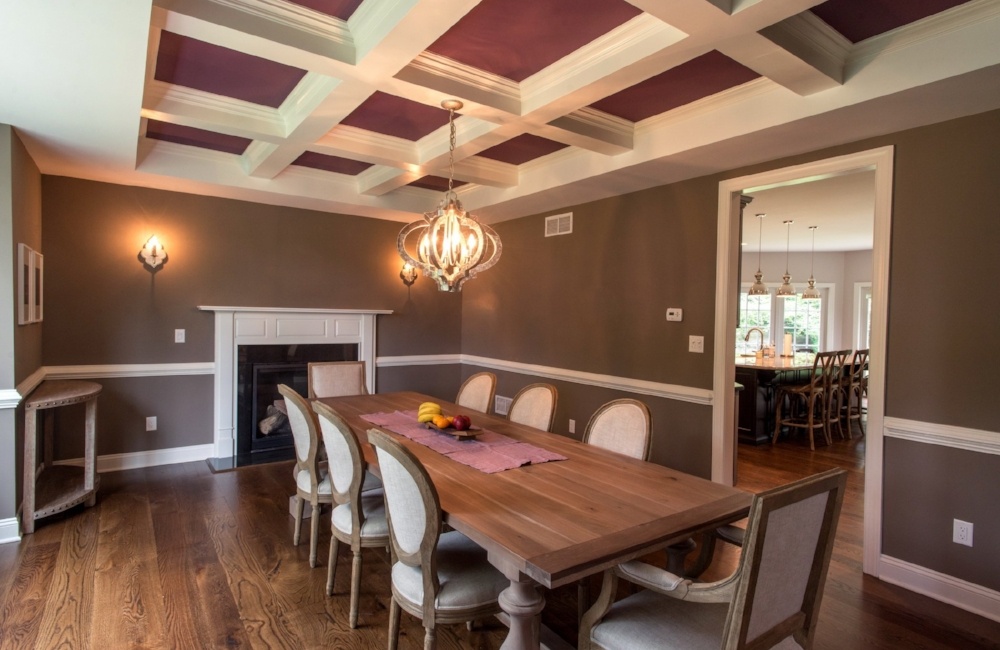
[22,380,102,534]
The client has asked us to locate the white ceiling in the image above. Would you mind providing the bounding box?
[2,0,1000,227]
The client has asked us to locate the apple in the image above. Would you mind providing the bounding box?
[452,414,471,431]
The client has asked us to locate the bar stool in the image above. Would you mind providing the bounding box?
[772,350,848,450]
[839,349,869,438]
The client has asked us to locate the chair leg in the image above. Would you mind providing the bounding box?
[350,550,362,629]
[388,597,401,650]
[326,536,340,596]
[310,502,321,568]
[806,393,817,451]
[772,392,785,444]
[423,625,436,650]
[577,580,591,628]
[293,495,304,546]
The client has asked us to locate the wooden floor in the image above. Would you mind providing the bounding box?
[2,432,999,649]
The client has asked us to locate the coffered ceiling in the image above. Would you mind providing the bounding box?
[2,0,999,225]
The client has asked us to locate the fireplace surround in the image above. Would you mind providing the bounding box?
[199,307,391,469]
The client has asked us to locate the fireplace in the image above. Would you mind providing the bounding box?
[199,306,391,470]
[236,343,357,461]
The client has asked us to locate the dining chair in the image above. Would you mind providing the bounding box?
[312,401,389,628]
[582,398,652,461]
[772,350,848,450]
[278,384,334,568]
[580,468,848,650]
[307,361,368,399]
[838,349,869,438]
[455,371,496,414]
[578,398,652,620]
[507,383,558,431]
[366,428,509,650]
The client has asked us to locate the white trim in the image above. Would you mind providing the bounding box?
[376,354,463,367]
[0,390,23,410]
[53,443,214,474]
[197,306,393,315]
[45,363,215,379]
[884,417,1000,456]
[0,517,20,544]
[463,354,712,405]
[879,555,1000,623]
[713,146,894,578]
[378,353,713,404]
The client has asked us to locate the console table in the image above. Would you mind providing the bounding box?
[22,380,102,534]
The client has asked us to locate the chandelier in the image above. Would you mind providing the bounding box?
[397,100,501,292]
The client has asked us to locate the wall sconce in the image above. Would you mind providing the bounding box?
[400,262,418,287]
[139,235,168,272]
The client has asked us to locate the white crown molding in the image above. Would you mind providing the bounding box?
[54,443,215,474]
[880,555,1000,623]
[376,354,713,405]
[208,0,352,45]
[143,80,286,140]
[0,518,20,545]
[197,306,393,315]
[403,51,521,115]
[313,124,419,168]
[849,0,1000,69]
[638,76,775,134]
[883,417,1000,456]
[522,14,685,114]
[0,390,23,410]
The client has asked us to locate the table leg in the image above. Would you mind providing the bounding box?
[23,409,37,534]
[498,578,545,650]
[84,399,97,506]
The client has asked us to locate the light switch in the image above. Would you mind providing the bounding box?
[174,329,185,343]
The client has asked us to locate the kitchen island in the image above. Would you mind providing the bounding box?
[735,353,817,444]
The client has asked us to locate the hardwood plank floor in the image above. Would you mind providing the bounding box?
[1,435,998,649]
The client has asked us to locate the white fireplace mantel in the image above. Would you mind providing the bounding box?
[199,306,393,460]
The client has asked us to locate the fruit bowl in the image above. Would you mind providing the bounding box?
[424,421,482,439]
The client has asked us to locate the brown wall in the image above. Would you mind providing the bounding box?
[40,178,462,456]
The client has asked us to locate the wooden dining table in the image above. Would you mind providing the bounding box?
[316,391,751,650]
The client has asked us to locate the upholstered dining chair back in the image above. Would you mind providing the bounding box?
[724,468,846,648]
[583,398,652,461]
[313,401,365,504]
[508,383,558,431]
[367,429,439,569]
[279,384,320,479]
[455,371,497,414]
[308,361,368,399]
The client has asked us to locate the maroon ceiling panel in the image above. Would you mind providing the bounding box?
[155,31,307,108]
[284,0,363,20]
[477,134,568,165]
[291,152,373,175]
[588,51,760,123]
[146,120,252,155]
[340,92,450,141]
[811,0,971,43]
[408,176,468,192]
[425,0,642,82]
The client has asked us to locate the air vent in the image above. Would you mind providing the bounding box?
[545,212,573,237]
[494,395,512,416]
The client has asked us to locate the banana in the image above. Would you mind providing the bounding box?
[417,413,437,423]
[418,402,441,413]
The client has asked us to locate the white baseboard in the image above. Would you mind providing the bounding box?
[54,443,214,473]
[0,517,21,544]
[880,555,1000,623]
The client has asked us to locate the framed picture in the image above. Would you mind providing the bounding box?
[17,243,43,325]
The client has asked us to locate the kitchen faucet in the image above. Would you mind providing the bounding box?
[744,327,765,351]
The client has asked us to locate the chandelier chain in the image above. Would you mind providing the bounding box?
[447,106,456,194]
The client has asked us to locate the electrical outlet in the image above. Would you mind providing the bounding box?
[494,395,512,416]
[174,329,185,343]
[953,519,973,547]
[689,335,705,353]
[146,416,157,432]
[568,419,576,434]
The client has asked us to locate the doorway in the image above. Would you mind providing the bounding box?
[711,146,894,577]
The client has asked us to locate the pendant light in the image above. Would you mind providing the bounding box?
[748,213,768,296]
[776,219,796,298]
[801,225,821,300]
[397,100,502,292]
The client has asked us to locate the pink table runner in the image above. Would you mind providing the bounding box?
[361,410,566,473]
